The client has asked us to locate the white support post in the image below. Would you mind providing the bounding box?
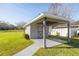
[68,22,71,42]
[43,19,46,48]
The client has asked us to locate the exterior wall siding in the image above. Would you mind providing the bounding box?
[25,24,38,39]
[51,28,68,37]
[25,25,31,36]
[25,23,49,39]
[25,24,79,39]
[51,27,79,37]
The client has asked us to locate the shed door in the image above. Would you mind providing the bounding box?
[38,24,43,39]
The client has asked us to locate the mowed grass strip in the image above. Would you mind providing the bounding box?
[33,36,79,56]
[33,43,79,56]
[0,30,33,56]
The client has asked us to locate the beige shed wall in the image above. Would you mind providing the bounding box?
[25,25,31,36]
[25,23,49,39]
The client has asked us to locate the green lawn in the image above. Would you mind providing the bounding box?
[0,30,33,56]
[34,36,79,56]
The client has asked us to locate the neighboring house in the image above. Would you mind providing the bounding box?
[24,12,70,39]
[51,21,79,37]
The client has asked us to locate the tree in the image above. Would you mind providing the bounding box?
[0,20,16,30]
[16,21,26,30]
[48,3,72,19]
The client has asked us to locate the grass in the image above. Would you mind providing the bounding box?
[0,30,33,56]
[33,35,79,56]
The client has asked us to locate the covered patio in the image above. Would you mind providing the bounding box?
[24,12,71,48]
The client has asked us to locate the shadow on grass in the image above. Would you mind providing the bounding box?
[47,47,79,49]
[47,39,79,48]
[48,35,79,48]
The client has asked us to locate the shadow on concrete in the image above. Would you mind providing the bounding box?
[49,38,66,43]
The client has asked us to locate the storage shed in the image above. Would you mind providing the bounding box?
[24,12,70,48]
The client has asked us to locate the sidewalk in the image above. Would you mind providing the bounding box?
[14,39,42,56]
[14,39,65,56]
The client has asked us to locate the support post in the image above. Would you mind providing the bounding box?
[68,22,71,42]
[43,18,46,48]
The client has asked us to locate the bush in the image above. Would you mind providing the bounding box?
[56,32,60,36]
[48,35,68,41]
[24,34,30,39]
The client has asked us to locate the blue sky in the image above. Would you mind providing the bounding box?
[0,3,79,25]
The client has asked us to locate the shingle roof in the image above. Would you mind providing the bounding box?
[71,21,79,25]
[53,20,79,28]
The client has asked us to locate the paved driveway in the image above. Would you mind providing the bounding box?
[14,39,66,56]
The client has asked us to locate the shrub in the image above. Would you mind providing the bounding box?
[48,35,68,41]
[56,32,60,36]
[24,34,30,39]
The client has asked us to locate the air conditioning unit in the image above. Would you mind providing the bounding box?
[77,30,79,36]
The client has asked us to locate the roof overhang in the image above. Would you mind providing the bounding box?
[23,12,70,28]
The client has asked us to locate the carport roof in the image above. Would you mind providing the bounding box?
[24,12,70,27]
